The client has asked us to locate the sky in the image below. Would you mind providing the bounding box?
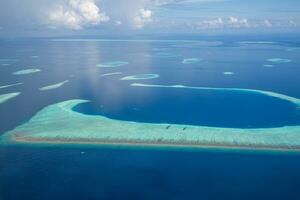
[0,0,300,36]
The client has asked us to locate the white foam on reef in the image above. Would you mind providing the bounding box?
[263,64,274,68]
[223,72,234,75]
[2,98,300,151]
[100,72,122,77]
[267,58,292,63]
[121,74,160,81]
[0,93,20,104]
[39,80,69,91]
[131,83,300,107]
[0,82,24,89]
[96,61,128,68]
[182,58,202,64]
[13,69,41,75]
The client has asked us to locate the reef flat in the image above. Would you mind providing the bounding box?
[2,83,300,151]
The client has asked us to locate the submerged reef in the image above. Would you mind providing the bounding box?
[2,83,300,151]
[0,83,23,89]
[39,80,69,91]
[223,72,234,75]
[182,58,202,64]
[13,69,41,75]
[147,52,181,58]
[267,58,292,63]
[96,61,128,68]
[0,58,18,64]
[0,93,20,104]
[264,65,274,68]
[172,41,224,48]
[120,74,160,81]
[239,41,276,45]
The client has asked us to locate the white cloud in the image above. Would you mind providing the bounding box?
[114,20,122,26]
[228,16,249,27]
[202,17,223,28]
[49,0,109,30]
[46,0,232,30]
[197,16,250,29]
[263,19,272,27]
[133,8,153,29]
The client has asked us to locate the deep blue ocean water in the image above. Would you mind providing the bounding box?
[1,35,300,199]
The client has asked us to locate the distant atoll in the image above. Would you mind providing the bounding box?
[267,58,292,63]
[182,58,202,64]
[0,93,20,104]
[0,83,23,89]
[13,69,41,75]
[120,74,160,81]
[39,80,69,91]
[96,61,128,68]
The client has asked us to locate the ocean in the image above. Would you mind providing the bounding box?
[0,35,300,199]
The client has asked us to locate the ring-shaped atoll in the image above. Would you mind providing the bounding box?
[96,61,129,68]
[1,83,300,151]
[120,74,160,81]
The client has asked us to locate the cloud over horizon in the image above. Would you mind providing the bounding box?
[0,0,299,35]
[49,0,109,30]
